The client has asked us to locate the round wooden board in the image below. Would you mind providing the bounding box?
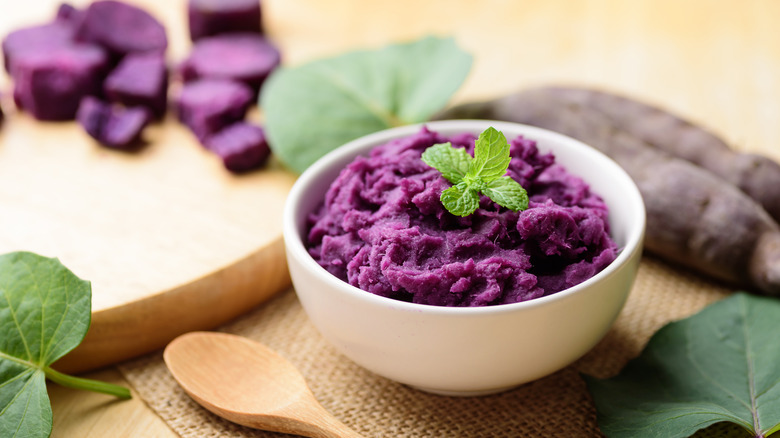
[0,1,297,373]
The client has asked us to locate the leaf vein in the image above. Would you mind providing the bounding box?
[314,65,402,128]
[739,297,761,434]
[684,321,752,413]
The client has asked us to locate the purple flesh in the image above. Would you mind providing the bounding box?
[77,96,107,139]
[2,21,76,73]
[205,122,270,172]
[179,33,280,97]
[188,0,262,41]
[307,127,618,307]
[75,0,167,57]
[76,96,151,149]
[12,44,109,121]
[104,52,168,118]
[176,79,253,142]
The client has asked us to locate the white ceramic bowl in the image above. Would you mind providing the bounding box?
[283,120,645,396]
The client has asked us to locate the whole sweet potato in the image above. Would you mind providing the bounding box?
[436,87,780,295]
[529,87,780,222]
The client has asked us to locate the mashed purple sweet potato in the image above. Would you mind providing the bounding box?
[306,127,617,307]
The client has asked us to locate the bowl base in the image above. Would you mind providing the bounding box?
[409,384,518,397]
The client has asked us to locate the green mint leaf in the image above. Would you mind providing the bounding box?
[262,36,473,173]
[467,126,511,181]
[584,293,780,438]
[0,252,131,438]
[422,127,529,216]
[482,177,529,211]
[421,142,472,184]
[441,183,480,217]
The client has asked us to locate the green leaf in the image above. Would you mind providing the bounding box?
[467,126,511,181]
[420,142,472,184]
[584,293,780,438]
[441,183,480,217]
[482,177,529,211]
[261,36,473,173]
[422,127,529,217]
[0,252,131,438]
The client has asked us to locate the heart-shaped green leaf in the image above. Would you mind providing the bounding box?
[0,252,130,438]
[584,293,780,438]
[261,36,472,173]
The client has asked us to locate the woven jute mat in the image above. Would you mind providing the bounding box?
[118,255,738,437]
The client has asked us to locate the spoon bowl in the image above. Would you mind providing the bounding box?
[163,331,363,438]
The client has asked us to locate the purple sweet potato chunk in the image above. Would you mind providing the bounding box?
[77,96,107,139]
[188,0,262,41]
[176,79,253,141]
[75,0,167,57]
[56,3,84,25]
[204,122,271,172]
[12,44,109,121]
[179,33,280,96]
[77,96,151,149]
[104,53,168,118]
[2,21,76,73]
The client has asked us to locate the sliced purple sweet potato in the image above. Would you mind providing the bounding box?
[104,52,168,118]
[188,0,262,41]
[77,96,151,149]
[175,79,253,141]
[12,44,109,121]
[2,21,76,73]
[179,33,280,96]
[75,0,167,57]
[204,122,270,172]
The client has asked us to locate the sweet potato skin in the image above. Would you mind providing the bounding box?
[535,87,780,222]
[187,0,263,41]
[436,87,780,295]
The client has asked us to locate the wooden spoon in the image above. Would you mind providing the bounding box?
[163,331,364,438]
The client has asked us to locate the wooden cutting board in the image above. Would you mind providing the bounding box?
[0,1,297,373]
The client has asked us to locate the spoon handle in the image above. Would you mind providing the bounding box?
[292,397,366,438]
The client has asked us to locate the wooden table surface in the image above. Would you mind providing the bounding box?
[2,0,778,436]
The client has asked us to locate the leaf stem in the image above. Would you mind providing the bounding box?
[44,367,132,399]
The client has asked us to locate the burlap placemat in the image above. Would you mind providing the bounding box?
[118,255,738,437]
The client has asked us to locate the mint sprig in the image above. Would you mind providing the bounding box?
[421,127,529,216]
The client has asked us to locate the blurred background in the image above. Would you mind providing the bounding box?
[1,1,779,436]
[2,0,779,157]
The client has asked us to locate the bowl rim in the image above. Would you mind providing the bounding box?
[283,119,646,316]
